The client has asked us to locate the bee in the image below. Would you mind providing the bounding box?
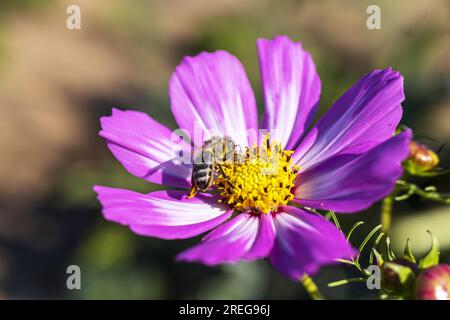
[188,136,239,198]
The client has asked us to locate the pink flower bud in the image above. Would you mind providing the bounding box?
[416,264,450,300]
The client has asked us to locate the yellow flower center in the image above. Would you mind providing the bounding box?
[216,135,299,214]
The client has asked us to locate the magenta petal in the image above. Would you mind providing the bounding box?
[258,36,321,149]
[293,68,404,169]
[294,129,412,213]
[269,206,355,279]
[99,108,191,188]
[177,213,275,266]
[170,51,258,147]
[93,186,231,239]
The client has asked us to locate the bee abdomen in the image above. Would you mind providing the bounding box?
[192,166,211,179]
[192,163,213,190]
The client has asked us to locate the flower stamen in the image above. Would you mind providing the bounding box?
[216,135,299,214]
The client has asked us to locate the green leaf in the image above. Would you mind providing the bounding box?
[369,232,385,265]
[386,237,396,261]
[336,259,364,273]
[328,278,365,288]
[371,248,384,267]
[347,221,364,241]
[418,231,440,270]
[328,210,341,231]
[357,224,383,262]
[394,189,414,201]
[403,238,416,263]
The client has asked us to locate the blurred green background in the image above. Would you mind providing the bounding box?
[0,0,449,299]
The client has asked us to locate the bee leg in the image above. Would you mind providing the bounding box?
[216,164,235,188]
[188,185,197,198]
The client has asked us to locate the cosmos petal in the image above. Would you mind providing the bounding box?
[93,187,231,239]
[258,36,321,149]
[294,129,412,213]
[99,108,191,188]
[293,68,404,169]
[177,213,275,265]
[269,206,355,279]
[170,50,258,147]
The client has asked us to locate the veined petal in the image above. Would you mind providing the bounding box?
[258,36,321,149]
[269,206,355,279]
[93,186,231,239]
[177,213,275,266]
[99,108,191,188]
[294,129,412,213]
[293,68,404,169]
[170,51,258,147]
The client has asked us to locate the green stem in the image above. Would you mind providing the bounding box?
[381,196,393,234]
[300,274,324,300]
[395,180,450,204]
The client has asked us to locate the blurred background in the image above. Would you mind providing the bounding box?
[0,0,449,299]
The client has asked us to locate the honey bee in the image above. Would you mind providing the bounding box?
[188,136,239,198]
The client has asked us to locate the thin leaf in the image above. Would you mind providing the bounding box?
[403,238,416,263]
[347,221,364,241]
[357,224,383,262]
[328,210,341,231]
[418,231,440,270]
[328,278,365,288]
[371,248,384,267]
[394,189,414,201]
[336,259,364,273]
[386,236,396,261]
[369,232,385,265]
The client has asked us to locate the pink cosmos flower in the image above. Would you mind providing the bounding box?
[94,36,412,280]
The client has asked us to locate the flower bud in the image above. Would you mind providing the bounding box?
[408,141,439,172]
[382,259,416,296]
[415,264,450,300]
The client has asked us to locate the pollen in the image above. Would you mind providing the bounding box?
[216,135,299,214]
